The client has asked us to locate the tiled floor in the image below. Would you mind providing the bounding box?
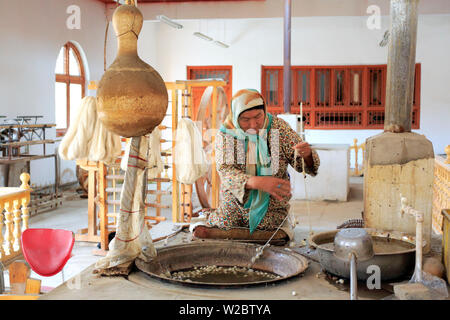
[1,177,366,292]
[5,176,448,300]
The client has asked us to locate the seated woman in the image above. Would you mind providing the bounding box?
[193,89,320,243]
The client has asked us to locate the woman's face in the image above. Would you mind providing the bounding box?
[238,108,265,134]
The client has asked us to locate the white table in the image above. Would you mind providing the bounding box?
[276,114,350,201]
[288,143,350,201]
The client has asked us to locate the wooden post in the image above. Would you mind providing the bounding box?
[3,202,12,256]
[20,173,31,232]
[187,184,193,220]
[12,200,21,252]
[98,162,108,251]
[0,204,4,258]
[187,85,193,119]
[75,161,100,243]
[171,87,180,222]
[180,84,194,221]
[211,86,219,208]
[180,183,192,222]
[361,143,365,167]
[88,165,97,238]
[180,183,184,221]
[156,139,162,218]
[180,183,185,222]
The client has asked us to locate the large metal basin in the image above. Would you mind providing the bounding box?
[135,240,308,287]
[310,228,421,281]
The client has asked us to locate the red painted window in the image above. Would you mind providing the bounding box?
[261,64,421,129]
[187,66,232,120]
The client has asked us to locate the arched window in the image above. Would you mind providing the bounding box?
[55,42,86,137]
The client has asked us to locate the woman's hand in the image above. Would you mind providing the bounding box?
[294,141,314,169]
[246,176,291,201]
[294,142,312,158]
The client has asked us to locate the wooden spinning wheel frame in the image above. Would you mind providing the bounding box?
[76,164,89,194]
[194,86,230,209]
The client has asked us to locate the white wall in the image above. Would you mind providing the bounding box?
[2,1,448,187]
[106,0,450,20]
[0,0,107,187]
[111,14,449,158]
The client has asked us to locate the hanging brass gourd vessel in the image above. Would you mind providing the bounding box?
[97,0,168,137]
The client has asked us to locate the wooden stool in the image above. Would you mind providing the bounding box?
[192,225,289,245]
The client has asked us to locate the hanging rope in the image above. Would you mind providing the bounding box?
[293,148,313,238]
[103,0,122,71]
[290,148,313,238]
[301,157,313,238]
[104,20,109,71]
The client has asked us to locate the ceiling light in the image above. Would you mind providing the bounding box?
[193,32,213,42]
[156,15,183,29]
[214,40,229,48]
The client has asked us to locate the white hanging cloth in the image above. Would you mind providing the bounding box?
[120,128,164,179]
[58,96,122,165]
[174,118,208,185]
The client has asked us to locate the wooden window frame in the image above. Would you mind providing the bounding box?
[187,65,233,118]
[261,64,421,130]
[55,42,86,137]
[292,67,312,109]
[260,66,284,113]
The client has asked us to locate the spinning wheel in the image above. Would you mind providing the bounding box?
[76,164,89,195]
[194,86,229,209]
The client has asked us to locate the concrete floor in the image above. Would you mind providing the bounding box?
[3,192,181,290]
[5,177,447,299]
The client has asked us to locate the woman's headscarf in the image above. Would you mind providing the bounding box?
[219,89,273,233]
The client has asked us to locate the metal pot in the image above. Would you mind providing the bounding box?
[135,240,309,287]
[333,228,375,300]
[310,228,419,281]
